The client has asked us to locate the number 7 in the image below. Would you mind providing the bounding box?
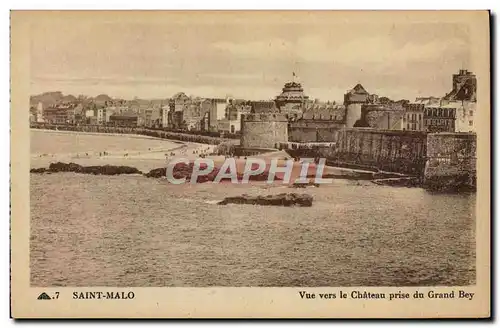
[55,292,59,299]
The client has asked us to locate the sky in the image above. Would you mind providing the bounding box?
[29,13,472,102]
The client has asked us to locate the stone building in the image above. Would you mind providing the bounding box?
[275,81,309,115]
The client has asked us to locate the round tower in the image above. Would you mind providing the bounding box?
[344,84,370,128]
[240,113,289,149]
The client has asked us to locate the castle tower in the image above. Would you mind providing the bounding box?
[344,84,370,128]
[275,74,309,116]
[444,69,477,102]
[240,113,289,149]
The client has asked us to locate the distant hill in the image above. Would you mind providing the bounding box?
[30,91,65,108]
[61,94,77,103]
[30,92,169,110]
[94,94,113,103]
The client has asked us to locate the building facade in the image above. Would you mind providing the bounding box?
[109,112,140,127]
[424,105,456,132]
[403,103,425,131]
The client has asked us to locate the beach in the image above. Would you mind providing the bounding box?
[31,129,218,173]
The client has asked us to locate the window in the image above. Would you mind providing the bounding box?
[469,110,473,116]
[469,120,473,126]
[407,123,409,130]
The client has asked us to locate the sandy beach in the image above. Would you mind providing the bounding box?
[31,129,218,172]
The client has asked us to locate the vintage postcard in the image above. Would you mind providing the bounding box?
[10,10,490,318]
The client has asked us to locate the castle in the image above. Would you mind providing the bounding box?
[239,69,477,152]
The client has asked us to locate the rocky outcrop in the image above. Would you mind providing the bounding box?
[31,162,142,175]
[144,164,282,183]
[307,170,406,181]
[30,167,48,173]
[422,174,476,192]
[371,177,422,188]
[290,180,320,188]
[144,167,166,178]
[218,193,313,207]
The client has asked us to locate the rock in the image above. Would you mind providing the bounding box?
[422,174,475,192]
[145,167,167,178]
[79,165,142,175]
[372,177,422,188]
[49,162,83,172]
[237,172,283,182]
[147,164,283,183]
[46,162,142,175]
[290,180,320,188]
[218,193,313,207]
[307,171,375,181]
[30,167,48,173]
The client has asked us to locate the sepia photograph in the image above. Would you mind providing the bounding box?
[10,10,490,318]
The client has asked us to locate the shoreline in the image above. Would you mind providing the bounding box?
[31,128,186,143]
[30,123,238,146]
[30,129,219,172]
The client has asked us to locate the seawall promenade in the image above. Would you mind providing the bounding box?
[30,123,239,146]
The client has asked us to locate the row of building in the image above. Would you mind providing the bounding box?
[346,69,477,133]
[30,69,477,135]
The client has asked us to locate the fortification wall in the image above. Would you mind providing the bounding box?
[288,119,344,143]
[282,126,477,186]
[240,113,288,149]
[316,128,428,175]
[424,133,476,191]
[289,127,317,142]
